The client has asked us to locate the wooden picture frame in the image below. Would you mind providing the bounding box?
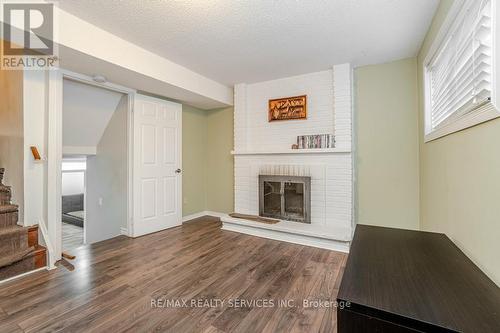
[268,95,307,122]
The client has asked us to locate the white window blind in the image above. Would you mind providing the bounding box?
[428,0,492,130]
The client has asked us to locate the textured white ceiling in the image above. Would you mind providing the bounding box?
[63,79,124,148]
[58,0,439,85]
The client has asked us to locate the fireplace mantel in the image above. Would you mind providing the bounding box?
[231,148,351,155]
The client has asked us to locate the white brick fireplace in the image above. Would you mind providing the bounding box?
[221,64,354,252]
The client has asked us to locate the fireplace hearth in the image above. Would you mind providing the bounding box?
[259,175,311,224]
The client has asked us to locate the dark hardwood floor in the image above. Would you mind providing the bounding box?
[0,217,346,333]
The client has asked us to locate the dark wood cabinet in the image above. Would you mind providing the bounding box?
[337,225,500,332]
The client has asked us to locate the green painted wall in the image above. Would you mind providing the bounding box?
[182,105,234,216]
[182,105,208,216]
[418,0,500,286]
[206,107,234,213]
[355,58,420,230]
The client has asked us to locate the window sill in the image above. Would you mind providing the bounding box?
[425,103,500,142]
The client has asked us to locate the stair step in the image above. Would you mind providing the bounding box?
[28,225,39,247]
[0,224,41,242]
[0,246,34,268]
[0,169,12,206]
[0,208,19,228]
[0,204,18,214]
[32,245,47,268]
[0,225,29,257]
[0,170,46,281]
[0,225,27,238]
[0,245,46,281]
[0,189,11,206]
[0,225,40,261]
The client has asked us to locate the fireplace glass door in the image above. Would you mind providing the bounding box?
[259,175,311,224]
[284,182,304,220]
[263,181,282,217]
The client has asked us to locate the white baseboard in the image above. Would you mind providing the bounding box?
[182,211,226,222]
[0,267,47,285]
[182,211,209,222]
[203,211,227,218]
[120,227,129,236]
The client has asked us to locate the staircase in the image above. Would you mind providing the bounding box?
[0,168,46,281]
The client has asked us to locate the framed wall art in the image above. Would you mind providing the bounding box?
[268,95,307,122]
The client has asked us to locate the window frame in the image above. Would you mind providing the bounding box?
[423,0,500,142]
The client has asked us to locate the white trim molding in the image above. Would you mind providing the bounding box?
[182,212,207,223]
[493,0,500,110]
[425,102,499,142]
[182,211,226,223]
[38,220,57,270]
[231,148,351,155]
[0,267,47,285]
[47,69,64,263]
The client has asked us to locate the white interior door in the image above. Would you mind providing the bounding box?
[132,94,182,237]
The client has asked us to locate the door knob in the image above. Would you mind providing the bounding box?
[175,169,182,173]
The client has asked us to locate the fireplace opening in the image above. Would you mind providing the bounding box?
[259,175,311,223]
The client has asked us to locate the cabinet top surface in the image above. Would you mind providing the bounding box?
[337,224,500,332]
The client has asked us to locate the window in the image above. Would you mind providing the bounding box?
[424,0,499,141]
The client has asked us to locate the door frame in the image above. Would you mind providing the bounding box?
[47,69,136,265]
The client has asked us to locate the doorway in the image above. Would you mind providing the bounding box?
[47,69,183,265]
[61,157,86,252]
[61,75,130,255]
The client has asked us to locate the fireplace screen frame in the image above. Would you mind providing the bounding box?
[259,175,311,224]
